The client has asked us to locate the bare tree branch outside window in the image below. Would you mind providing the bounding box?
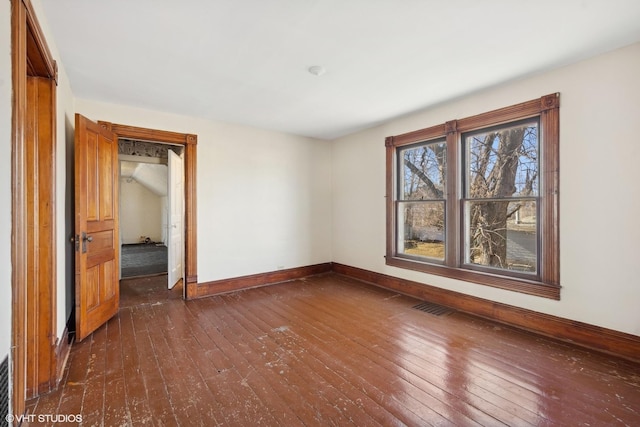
[398,140,446,260]
[464,120,538,272]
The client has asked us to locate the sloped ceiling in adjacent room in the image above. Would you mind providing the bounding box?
[120,162,167,197]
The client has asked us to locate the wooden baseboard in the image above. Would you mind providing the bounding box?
[187,263,333,299]
[55,327,72,386]
[332,263,640,364]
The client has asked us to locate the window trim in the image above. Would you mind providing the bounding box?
[385,94,560,299]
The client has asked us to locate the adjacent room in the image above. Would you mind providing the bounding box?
[3,0,640,425]
[119,157,167,279]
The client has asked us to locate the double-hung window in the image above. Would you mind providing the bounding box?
[385,94,560,299]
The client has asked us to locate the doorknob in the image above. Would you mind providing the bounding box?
[81,232,93,253]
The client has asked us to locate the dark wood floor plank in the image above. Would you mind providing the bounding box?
[216,291,382,426]
[254,283,511,426]
[74,321,107,426]
[232,286,432,425]
[328,276,640,425]
[373,288,634,425]
[39,329,93,422]
[129,305,179,426]
[227,286,418,427]
[102,315,130,426]
[26,273,640,426]
[145,302,212,426]
[117,307,154,425]
[245,286,460,424]
[314,278,589,423]
[188,296,315,426]
[267,281,525,424]
[155,300,247,426]
[184,295,301,426]
[400,317,605,424]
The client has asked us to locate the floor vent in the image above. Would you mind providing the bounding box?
[0,355,8,424]
[412,301,455,316]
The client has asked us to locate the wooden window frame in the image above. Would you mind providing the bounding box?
[385,93,560,299]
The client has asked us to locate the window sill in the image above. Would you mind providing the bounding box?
[385,256,560,300]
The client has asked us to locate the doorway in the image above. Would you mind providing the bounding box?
[118,139,185,292]
[74,116,199,339]
[99,121,198,300]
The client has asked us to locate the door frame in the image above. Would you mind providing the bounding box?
[99,122,198,298]
[11,0,59,415]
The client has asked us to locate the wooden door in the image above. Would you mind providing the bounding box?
[167,149,185,289]
[74,114,120,341]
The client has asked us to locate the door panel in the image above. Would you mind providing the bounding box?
[167,149,184,289]
[75,113,120,341]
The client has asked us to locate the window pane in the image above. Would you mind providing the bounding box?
[465,121,538,199]
[397,201,445,260]
[465,200,537,273]
[399,140,446,200]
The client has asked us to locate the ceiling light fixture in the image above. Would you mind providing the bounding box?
[308,65,326,76]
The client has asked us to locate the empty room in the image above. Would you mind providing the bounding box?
[2,0,640,425]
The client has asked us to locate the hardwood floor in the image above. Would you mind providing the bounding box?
[119,274,183,309]
[27,274,640,426]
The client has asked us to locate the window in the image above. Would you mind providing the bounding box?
[397,139,446,262]
[385,94,560,299]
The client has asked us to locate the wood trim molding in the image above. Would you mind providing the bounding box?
[25,76,57,397]
[11,0,29,417]
[23,0,57,83]
[54,327,72,387]
[332,263,640,364]
[189,263,333,299]
[388,123,446,147]
[100,122,196,146]
[12,0,61,414]
[97,121,199,295]
[184,142,198,288]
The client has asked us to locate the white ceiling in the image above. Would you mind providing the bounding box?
[39,0,640,140]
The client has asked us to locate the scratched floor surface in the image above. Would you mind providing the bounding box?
[27,273,640,426]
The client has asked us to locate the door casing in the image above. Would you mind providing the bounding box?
[99,122,198,299]
[11,0,59,413]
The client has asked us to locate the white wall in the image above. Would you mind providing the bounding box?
[0,0,13,362]
[332,42,640,336]
[75,99,334,282]
[120,178,163,244]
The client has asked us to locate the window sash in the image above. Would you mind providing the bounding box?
[397,138,446,201]
[396,200,446,262]
[462,198,539,278]
[463,118,540,201]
